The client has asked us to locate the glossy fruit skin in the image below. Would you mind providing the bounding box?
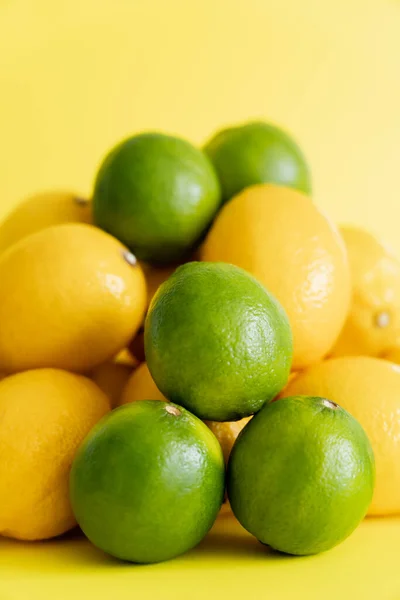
[0,369,110,541]
[205,418,251,464]
[0,223,147,373]
[204,121,311,203]
[331,226,400,358]
[227,396,375,555]
[120,362,166,405]
[93,132,221,264]
[70,400,225,563]
[282,356,400,515]
[201,184,351,370]
[90,362,133,408]
[0,190,91,254]
[145,261,293,421]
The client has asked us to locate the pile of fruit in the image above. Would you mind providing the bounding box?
[1,121,400,564]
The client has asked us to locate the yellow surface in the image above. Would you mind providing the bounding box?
[1,0,400,597]
[1,0,400,252]
[0,515,399,600]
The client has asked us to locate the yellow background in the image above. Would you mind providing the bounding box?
[1,0,400,249]
[2,515,400,599]
[1,2,400,597]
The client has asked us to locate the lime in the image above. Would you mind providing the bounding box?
[204,121,311,203]
[145,262,293,421]
[70,400,225,563]
[92,132,221,264]
[227,396,375,555]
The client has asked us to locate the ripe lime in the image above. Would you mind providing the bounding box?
[145,262,293,421]
[282,356,400,515]
[227,396,375,555]
[204,121,311,203]
[93,133,221,264]
[70,400,225,563]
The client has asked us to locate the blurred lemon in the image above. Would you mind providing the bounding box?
[0,223,147,373]
[331,226,400,358]
[205,418,251,465]
[201,184,351,369]
[383,346,400,364]
[141,262,178,309]
[0,369,110,540]
[129,328,145,364]
[91,362,134,408]
[114,348,138,367]
[0,190,91,254]
[281,356,400,515]
[120,362,166,405]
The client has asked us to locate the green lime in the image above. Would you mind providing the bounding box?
[92,132,221,264]
[70,400,224,564]
[145,262,293,421]
[227,396,375,555]
[204,121,311,203]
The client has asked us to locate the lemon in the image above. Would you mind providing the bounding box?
[0,190,91,254]
[205,418,251,465]
[0,223,147,373]
[91,362,134,408]
[0,369,109,540]
[201,184,351,369]
[331,226,400,357]
[120,362,166,405]
[282,356,400,515]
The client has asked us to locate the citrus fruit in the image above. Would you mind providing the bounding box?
[0,223,147,373]
[201,184,351,369]
[0,369,110,540]
[281,356,400,515]
[91,362,134,408]
[228,396,374,555]
[145,261,293,421]
[0,190,91,254]
[128,327,146,363]
[383,346,400,364]
[205,418,251,465]
[93,132,221,264]
[204,120,311,203]
[140,261,178,309]
[70,400,225,563]
[120,362,166,405]
[330,226,400,358]
[114,348,138,368]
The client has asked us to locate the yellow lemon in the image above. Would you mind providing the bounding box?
[128,327,146,364]
[140,261,178,309]
[90,362,134,408]
[383,346,400,364]
[331,226,400,358]
[281,356,400,516]
[120,362,166,405]
[205,418,251,465]
[0,369,110,540]
[114,348,138,368]
[0,223,147,373]
[201,184,351,370]
[0,190,91,253]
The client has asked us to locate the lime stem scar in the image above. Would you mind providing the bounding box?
[165,405,181,416]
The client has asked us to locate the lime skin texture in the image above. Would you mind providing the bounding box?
[227,395,375,555]
[70,400,225,564]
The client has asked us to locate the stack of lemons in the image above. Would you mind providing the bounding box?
[0,121,399,563]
